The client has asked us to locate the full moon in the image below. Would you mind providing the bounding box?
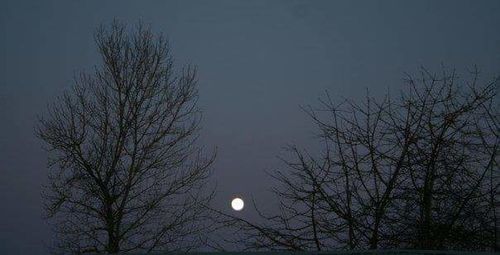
[231,197,244,211]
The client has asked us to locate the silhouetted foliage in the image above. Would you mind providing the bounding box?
[219,67,499,251]
[37,21,215,254]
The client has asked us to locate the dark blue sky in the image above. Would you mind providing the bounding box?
[1,0,499,253]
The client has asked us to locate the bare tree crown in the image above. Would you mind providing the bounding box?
[219,68,499,251]
[37,21,214,254]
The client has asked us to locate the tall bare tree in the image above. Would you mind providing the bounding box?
[37,21,215,254]
[395,68,499,250]
[219,67,498,251]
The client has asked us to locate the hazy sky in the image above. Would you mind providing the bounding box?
[1,0,499,253]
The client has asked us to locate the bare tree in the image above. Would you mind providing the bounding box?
[37,21,215,254]
[395,68,499,250]
[219,67,498,251]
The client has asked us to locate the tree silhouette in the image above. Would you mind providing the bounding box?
[37,21,215,254]
[219,67,498,251]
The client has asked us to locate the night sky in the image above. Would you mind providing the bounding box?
[1,0,500,254]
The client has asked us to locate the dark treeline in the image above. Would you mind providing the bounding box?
[218,68,499,251]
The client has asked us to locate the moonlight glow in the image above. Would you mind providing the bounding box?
[231,197,244,211]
